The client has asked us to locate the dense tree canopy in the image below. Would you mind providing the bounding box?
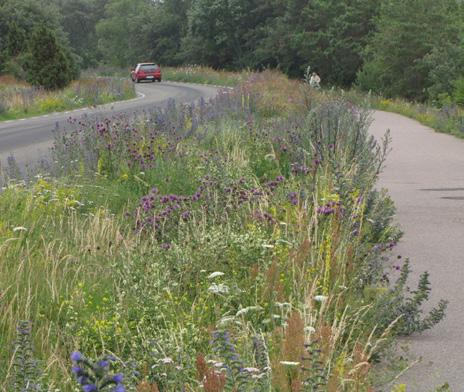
[357,0,464,101]
[0,0,463,100]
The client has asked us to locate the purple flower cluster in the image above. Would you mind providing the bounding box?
[291,163,310,176]
[71,351,125,392]
[372,241,398,253]
[288,192,298,206]
[138,187,196,232]
[317,200,342,216]
[253,210,276,224]
[264,175,285,192]
[52,86,256,176]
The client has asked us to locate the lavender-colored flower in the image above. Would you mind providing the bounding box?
[288,192,298,206]
[71,352,83,362]
[72,366,84,375]
[71,352,125,391]
[97,360,109,368]
[181,211,191,221]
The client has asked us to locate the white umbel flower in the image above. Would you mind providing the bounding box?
[208,271,225,279]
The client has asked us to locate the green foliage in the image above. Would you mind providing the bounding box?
[26,25,77,90]
[357,0,464,101]
[453,78,464,106]
[59,0,103,69]
[424,43,464,104]
[0,0,69,75]
[257,0,380,84]
[368,259,448,336]
[96,0,153,68]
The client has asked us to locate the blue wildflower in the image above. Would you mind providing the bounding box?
[71,352,83,362]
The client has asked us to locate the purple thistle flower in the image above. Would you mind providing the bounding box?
[288,192,298,206]
[112,374,124,383]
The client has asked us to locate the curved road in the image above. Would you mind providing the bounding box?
[0,81,219,166]
[370,111,464,391]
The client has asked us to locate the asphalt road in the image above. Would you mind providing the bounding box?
[370,111,464,391]
[0,81,219,167]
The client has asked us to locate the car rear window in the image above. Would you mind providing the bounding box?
[140,64,159,71]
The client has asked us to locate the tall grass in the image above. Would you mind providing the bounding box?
[0,71,445,391]
[0,76,136,121]
[164,65,249,87]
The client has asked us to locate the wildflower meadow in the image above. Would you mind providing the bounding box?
[0,72,446,391]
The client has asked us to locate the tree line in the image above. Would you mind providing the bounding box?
[0,0,463,103]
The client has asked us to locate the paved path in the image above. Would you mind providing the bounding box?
[370,111,464,391]
[0,81,219,167]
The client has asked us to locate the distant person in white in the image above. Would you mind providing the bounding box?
[309,72,321,89]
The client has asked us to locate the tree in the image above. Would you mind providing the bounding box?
[253,0,379,84]
[0,0,74,76]
[26,25,77,89]
[96,0,152,67]
[58,0,105,68]
[144,0,191,66]
[357,0,464,101]
[182,0,277,69]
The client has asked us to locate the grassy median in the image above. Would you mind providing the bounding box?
[0,71,446,391]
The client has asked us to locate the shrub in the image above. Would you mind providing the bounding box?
[26,25,77,90]
[453,77,464,106]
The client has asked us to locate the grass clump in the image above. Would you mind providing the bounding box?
[0,71,446,391]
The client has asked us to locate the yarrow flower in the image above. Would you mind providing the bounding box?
[314,295,328,303]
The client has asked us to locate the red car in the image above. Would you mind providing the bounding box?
[131,63,162,83]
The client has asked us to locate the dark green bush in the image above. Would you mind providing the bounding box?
[25,25,77,90]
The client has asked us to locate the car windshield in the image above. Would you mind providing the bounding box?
[140,64,159,71]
